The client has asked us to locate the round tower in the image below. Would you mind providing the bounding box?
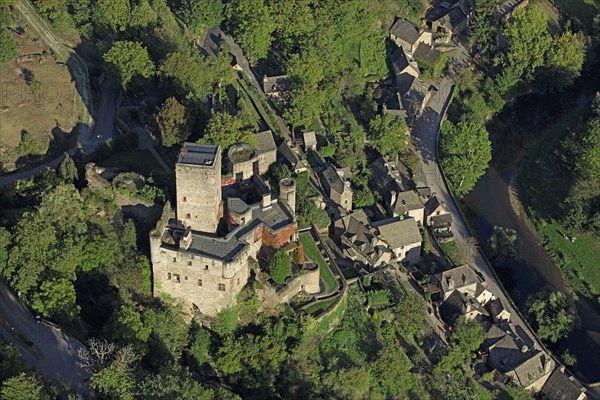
[279,178,296,214]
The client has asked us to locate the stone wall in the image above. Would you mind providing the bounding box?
[175,151,222,233]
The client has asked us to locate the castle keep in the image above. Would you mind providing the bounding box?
[150,134,320,316]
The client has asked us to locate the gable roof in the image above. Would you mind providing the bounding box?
[413,43,442,65]
[441,7,468,30]
[431,213,453,227]
[507,352,553,388]
[255,130,277,154]
[393,191,423,215]
[425,195,449,216]
[303,131,317,147]
[323,165,347,195]
[542,368,587,400]
[489,298,508,317]
[437,265,479,293]
[389,17,422,45]
[440,290,489,323]
[341,213,392,265]
[278,142,300,167]
[377,217,422,250]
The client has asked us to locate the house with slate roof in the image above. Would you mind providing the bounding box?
[373,217,422,265]
[322,165,353,211]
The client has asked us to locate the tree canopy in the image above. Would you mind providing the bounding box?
[103,41,154,88]
[269,251,291,284]
[155,97,190,147]
[368,114,409,158]
[225,0,275,62]
[199,112,258,151]
[526,291,578,343]
[440,118,491,197]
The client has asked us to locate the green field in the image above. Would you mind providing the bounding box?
[300,232,338,294]
[97,149,162,176]
[303,297,338,316]
[518,110,600,302]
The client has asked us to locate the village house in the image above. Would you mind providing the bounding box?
[373,217,422,265]
[278,141,308,174]
[434,264,480,300]
[540,368,589,400]
[390,47,420,86]
[227,130,277,181]
[505,352,555,393]
[488,298,511,323]
[333,211,393,268]
[425,194,453,238]
[321,165,353,211]
[390,190,425,225]
[302,131,317,151]
[439,290,489,324]
[389,17,432,56]
[424,0,473,42]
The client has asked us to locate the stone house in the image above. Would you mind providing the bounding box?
[425,195,453,237]
[541,368,588,400]
[278,141,308,173]
[390,47,420,87]
[263,75,290,103]
[373,217,422,265]
[435,264,480,300]
[303,131,317,151]
[389,17,432,56]
[439,290,489,324]
[321,165,353,211]
[505,352,555,393]
[390,190,425,225]
[334,211,393,268]
[424,0,473,42]
[488,298,511,323]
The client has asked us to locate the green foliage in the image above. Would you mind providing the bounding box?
[436,318,485,373]
[269,250,291,284]
[0,29,16,64]
[561,349,577,366]
[137,367,215,400]
[526,291,578,343]
[188,322,211,365]
[271,164,292,182]
[353,188,375,209]
[0,373,50,400]
[416,52,449,80]
[225,0,275,62]
[95,0,131,31]
[103,41,155,88]
[215,306,240,335]
[440,117,492,197]
[368,114,409,158]
[31,278,80,323]
[59,154,78,183]
[179,0,222,36]
[199,111,258,151]
[468,0,498,56]
[319,142,336,158]
[0,343,27,381]
[544,31,586,91]
[488,226,518,260]
[366,289,391,308]
[155,97,190,147]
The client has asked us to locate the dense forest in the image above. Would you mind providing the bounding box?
[0,0,599,398]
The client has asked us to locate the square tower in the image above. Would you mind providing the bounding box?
[176,143,222,233]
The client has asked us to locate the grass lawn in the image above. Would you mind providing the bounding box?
[300,232,338,294]
[440,241,459,266]
[303,297,338,316]
[97,149,162,177]
[552,0,599,29]
[518,110,600,302]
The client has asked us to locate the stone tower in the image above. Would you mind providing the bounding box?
[279,178,296,215]
[176,143,222,233]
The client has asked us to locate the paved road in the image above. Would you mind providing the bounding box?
[0,279,88,392]
[411,78,540,350]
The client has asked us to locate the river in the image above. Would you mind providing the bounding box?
[463,70,600,383]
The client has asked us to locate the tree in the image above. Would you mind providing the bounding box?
[269,250,291,284]
[95,0,130,31]
[503,7,552,81]
[0,373,50,400]
[353,188,375,209]
[526,291,577,343]
[58,154,78,182]
[0,29,16,64]
[488,226,517,260]
[103,41,154,88]
[544,31,586,91]
[0,227,9,275]
[129,0,157,28]
[440,117,491,197]
[322,367,370,400]
[468,0,498,56]
[31,278,79,323]
[561,350,577,366]
[199,111,258,151]
[188,323,211,365]
[0,343,27,381]
[155,97,190,147]
[225,0,275,62]
[179,0,222,36]
[159,52,214,98]
[436,318,484,373]
[368,114,409,158]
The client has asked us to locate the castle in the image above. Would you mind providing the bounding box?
[150,132,320,316]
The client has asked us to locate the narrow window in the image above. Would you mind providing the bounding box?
[184,276,188,281]
[183,196,187,202]
[167,272,171,280]
[175,275,181,283]
[198,279,203,287]
[218,283,226,291]
[187,261,192,266]
[186,213,191,219]
[204,265,209,271]
[173,257,177,262]
[237,278,240,285]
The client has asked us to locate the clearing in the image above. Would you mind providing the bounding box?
[0,9,82,172]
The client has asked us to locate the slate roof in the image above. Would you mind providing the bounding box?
[542,368,586,400]
[341,213,391,264]
[322,165,347,195]
[278,142,300,167]
[389,17,421,45]
[393,191,424,215]
[425,195,449,216]
[383,92,407,118]
[178,143,219,167]
[255,130,277,153]
[390,47,410,71]
[431,213,453,227]
[441,7,468,30]
[488,333,529,372]
[439,290,488,323]
[413,44,442,65]
[377,217,422,250]
[507,352,552,388]
[437,265,479,294]
[489,298,508,318]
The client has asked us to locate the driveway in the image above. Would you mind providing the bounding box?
[0,279,88,392]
